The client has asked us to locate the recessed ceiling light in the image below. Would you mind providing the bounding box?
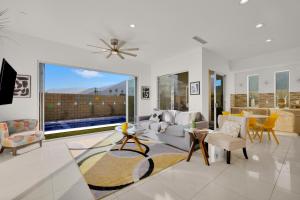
[256,23,264,28]
[129,24,135,28]
[240,0,249,4]
[266,39,272,43]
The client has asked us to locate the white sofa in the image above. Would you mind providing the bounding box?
[138,110,209,151]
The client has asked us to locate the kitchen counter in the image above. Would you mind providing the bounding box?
[231,107,300,134]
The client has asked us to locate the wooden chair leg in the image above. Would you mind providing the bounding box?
[204,142,209,158]
[271,130,280,145]
[267,131,271,141]
[243,148,248,159]
[253,130,258,139]
[260,130,264,143]
[226,150,231,164]
[12,148,17,156]
[133,137,144,153]
[247,130,253,143]
[186,141,196,162]
[119,137,129,150]
[200,141,209,166]
[0,147,4,153]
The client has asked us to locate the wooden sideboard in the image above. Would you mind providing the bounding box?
[231,107,300,134]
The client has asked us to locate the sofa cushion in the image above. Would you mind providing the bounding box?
[139,120,154,130]
[2,130,44,148]
[5,119,38,135]
[164,125,185,137]
[220,120,241,138]
[175,112,190,126]
[162,110,175,124]
[149,122,161,132]
[149,110,163,122]
[206,133,246,151]
[190,112,202,122]
[175,111,201,126]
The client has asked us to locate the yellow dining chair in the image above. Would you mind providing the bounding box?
[231,111,244,117]
[248,117,259,138]
[256,113,280,144]
[222,111,230,116]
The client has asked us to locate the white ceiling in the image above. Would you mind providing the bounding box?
[1,0,300,64]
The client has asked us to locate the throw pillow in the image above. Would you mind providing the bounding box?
[162,111,174,124]
[149,110,163,122]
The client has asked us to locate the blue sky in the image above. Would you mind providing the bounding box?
[45,64,132,90]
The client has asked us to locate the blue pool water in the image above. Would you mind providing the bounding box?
[45,116,126,131]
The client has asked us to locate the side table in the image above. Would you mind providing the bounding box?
[185,128,210,166]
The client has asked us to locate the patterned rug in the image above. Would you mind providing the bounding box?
[67,132,186,199]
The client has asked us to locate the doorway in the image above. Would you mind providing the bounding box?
[209,70,225,130]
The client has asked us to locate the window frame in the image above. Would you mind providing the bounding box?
[274,70,290,108]
[247,74,259,107]
[157,71,189,111]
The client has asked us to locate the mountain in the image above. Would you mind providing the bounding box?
[46,88,86,94]
[46,81,127,96]
[81,81,126,96]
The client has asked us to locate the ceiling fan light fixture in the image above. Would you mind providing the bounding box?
[88,38,139,59]
[240,0,249,5]
[255,23,264,28]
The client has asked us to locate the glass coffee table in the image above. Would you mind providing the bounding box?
[115,124,146,153]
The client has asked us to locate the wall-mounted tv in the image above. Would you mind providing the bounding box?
[0,59,17,105]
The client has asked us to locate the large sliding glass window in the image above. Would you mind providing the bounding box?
[247,75,259,107]
[158,72,188,111]
[40,63,136,133]
[275,71,289,108]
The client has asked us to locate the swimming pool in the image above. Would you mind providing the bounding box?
[45,116,126,131]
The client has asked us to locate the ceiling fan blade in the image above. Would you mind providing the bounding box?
[106,52,112,58]
[117,52,125,59]
[119,51,137,57]
[119,48,139,51]
[100,39,113,49]
[117,40,126,49]
[0,9,8,16]
[87,44,109,51]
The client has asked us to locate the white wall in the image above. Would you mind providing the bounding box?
[150,47,233,120]
[232,47,300,94]
[234,65,300,94]
[202,48,233,119]
[0,32,151,121]
[150,48,203,113]
[230,46,300,71]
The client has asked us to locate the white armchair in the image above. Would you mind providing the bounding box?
[206,119,248,164]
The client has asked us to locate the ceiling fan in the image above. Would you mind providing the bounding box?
[0,9,8,31]
[87,38,139,59]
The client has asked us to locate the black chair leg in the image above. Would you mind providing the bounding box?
[226,150,231,164]
[243,148,248,159]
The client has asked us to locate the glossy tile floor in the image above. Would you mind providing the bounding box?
[0,131,299,200]
[103,132,300,200]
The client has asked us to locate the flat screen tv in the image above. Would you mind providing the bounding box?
[0,59,17,105]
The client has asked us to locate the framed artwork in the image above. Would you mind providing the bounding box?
[190,81,200,95]
[141,86,150,100]
[14,74,31,98]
